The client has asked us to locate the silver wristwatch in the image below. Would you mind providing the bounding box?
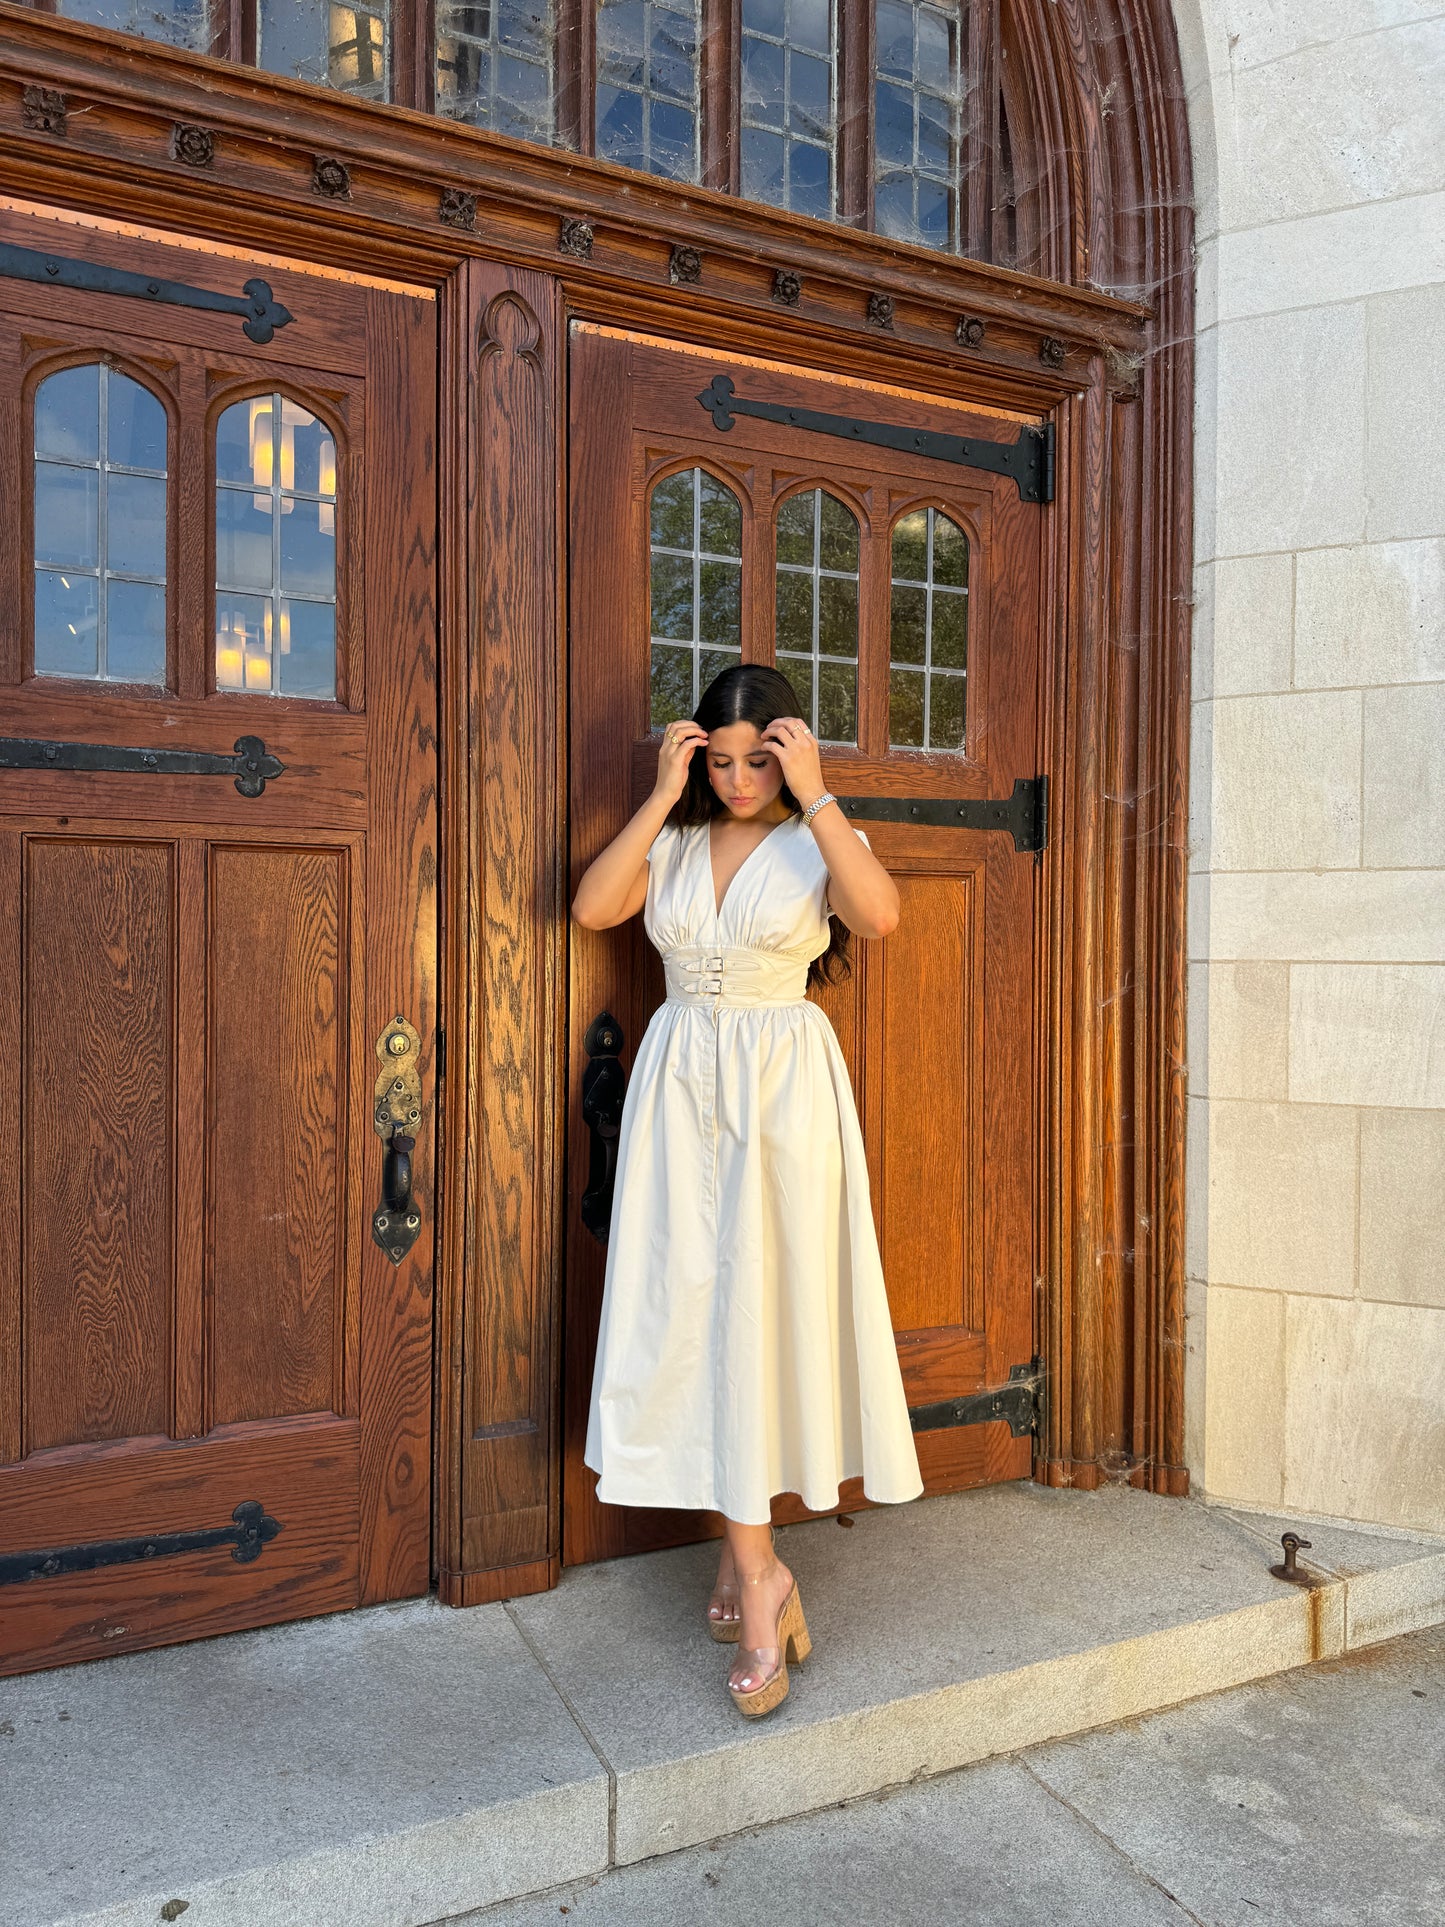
[801,791,837,828]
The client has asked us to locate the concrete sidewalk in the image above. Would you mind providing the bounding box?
[458,1621,1445,1925]
[4,1482,1444,1927]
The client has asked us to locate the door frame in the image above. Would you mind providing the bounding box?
[0,0,1195,1616]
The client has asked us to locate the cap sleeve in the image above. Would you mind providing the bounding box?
[854,826,871,849]
[646,822,675,865]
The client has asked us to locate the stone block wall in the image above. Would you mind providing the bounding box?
[1174,0,1445,1531]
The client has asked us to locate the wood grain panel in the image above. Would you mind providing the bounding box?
[209,845,344,1426]
[880,870,982,1337]
[23,838,173,1453]
[0,1416,359,1676]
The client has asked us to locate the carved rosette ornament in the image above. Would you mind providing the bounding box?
[21,87,67,136]
[771,269,802,306]
[955,314,986,348]
[312,156,352,200]
[438,187,477,230]
[170,123,215,168]
[558,217,594,258]
[1039,334,1066,367]
[866,291,895,330]
[669,245,703,285]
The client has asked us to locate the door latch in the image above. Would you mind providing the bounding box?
[580,1012,627,1244]
[372,1015,424,1265]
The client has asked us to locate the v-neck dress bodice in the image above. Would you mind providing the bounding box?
[583,813,924,1523]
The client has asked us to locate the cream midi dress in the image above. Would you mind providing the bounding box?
[583,809,926,1524]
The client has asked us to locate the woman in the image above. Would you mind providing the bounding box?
[571,664,924,1718]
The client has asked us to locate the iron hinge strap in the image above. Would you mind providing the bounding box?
[909,1361,1043,1439]
[0,734,284,797]
[0,1501,282,1587]
[0,241,294,344]
[697,374,1055,505]
[833,776,1048,854]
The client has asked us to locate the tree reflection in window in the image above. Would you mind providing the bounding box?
[648,467,742,725]
[774,487,858,745]
[215,395,339,699]
[889,507,967,750]
[33,363,168,685]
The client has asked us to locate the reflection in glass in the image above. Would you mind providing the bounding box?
[215,394,339,699]
[437,0,554,144]
[740,0,835,220]
[33,364,167,684]
[53,0,210,50]
[774,488,858,744]
[874,0,962,250]
[596,0,699,181]
[259,0,389,99]
[889,506,968,750]
[648,467,743,726]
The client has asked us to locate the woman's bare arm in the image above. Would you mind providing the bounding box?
[570,721,708,930]
[758,717,900,939]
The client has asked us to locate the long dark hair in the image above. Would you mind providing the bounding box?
[669,662,852,990]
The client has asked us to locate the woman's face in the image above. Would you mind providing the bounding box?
[704,720,786,819]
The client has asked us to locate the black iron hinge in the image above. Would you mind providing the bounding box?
[835,776,1048,854]
[909,1360,1043,1438]
[697,374,1055,504]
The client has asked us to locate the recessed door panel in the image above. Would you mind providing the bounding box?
[23,837,175,1454]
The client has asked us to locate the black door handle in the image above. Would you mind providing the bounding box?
[581,1012,627,1244]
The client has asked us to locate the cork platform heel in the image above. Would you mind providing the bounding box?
[726,1575,811,1718]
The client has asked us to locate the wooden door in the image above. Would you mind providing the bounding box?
[0,208,436,1673]
[564,323,1045,1565]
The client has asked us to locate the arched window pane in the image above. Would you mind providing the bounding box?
[874,0,962,250]
[649,468,742,725]
[596,0,700,183]
[740,0,836,220]
[34,365,168,685]
[437,0,554,144]
[889,508,968,750]
[259,1,390,99]
[216,395,338,700]
[51,0,209,51]
[775,488,858,745]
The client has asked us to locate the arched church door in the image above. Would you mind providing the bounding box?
[564,322,1048,1564]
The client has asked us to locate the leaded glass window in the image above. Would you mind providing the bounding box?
[215,395,339,700]
[595,0,700,182]
[774,488,858,745]
[739,0,835,220]
[874,0,962,249]
[649,468,742,726]
[437,0,554,143]
[889,507,967,749]
[259,1,389,100]
[33,364,168,685]
[51,0,210,49]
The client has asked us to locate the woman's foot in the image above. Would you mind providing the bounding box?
[707,1538,742,1635]
[727,1553,796,1695]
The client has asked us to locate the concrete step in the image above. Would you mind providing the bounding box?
[4,1483,1444,1927]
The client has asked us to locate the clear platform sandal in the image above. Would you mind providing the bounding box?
[707,1524,775,1642]
[726,1566,812,1718]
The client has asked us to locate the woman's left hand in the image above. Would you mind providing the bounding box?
[761,715,826,807]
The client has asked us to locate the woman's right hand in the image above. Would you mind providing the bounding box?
[653,720,709,802]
